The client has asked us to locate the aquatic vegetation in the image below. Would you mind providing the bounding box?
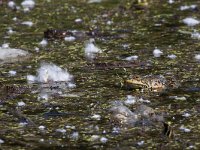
[0,0,200,149]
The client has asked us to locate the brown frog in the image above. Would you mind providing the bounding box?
[126,75,179,92]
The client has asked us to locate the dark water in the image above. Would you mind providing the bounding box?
[0,0,200,149]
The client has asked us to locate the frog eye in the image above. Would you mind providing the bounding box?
[154,82,158,86]
[134,75,140,80]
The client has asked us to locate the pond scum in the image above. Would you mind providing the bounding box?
[0,0,200,149]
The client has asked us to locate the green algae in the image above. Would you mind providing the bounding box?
[0,0,200,149]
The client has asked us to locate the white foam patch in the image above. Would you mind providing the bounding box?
[38,92,49,100]
[9,70,17,76]
[137,141,144,146]
[75,18,82,23]
[191,32,200,39]
[13,17,17,21]
[64,36,76,42]
[0,139,4,144]
[168,0,174,4]
[0,47,29,60]
[124,55,138,61]
[27,75,37,83]
[180,5,197,11]
[8,1,16,9]
[167,54,177,59]
[17,101,26,107]
[153,48,163,57]
[179,125,191,132]
[100,137,108,143]
[2,43,9,48]
[38,125,45,130]
[195,54,200,60]
[39,39,48,47]
[37,63,73,83]
[182,112,191,117]
[90,135,100,141]
[27,63,74,85]
[21,0,35,9]
[70,132,79,140]
[56,128,66,133]
[7,28,15,35]
[21,21,33,27]
[124,95,137,105]
[84,39,102,60]
[88,0,102,3]
[183,17,200,26]
[91,114,101,120]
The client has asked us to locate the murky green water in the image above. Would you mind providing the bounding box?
[0,0,200,149]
